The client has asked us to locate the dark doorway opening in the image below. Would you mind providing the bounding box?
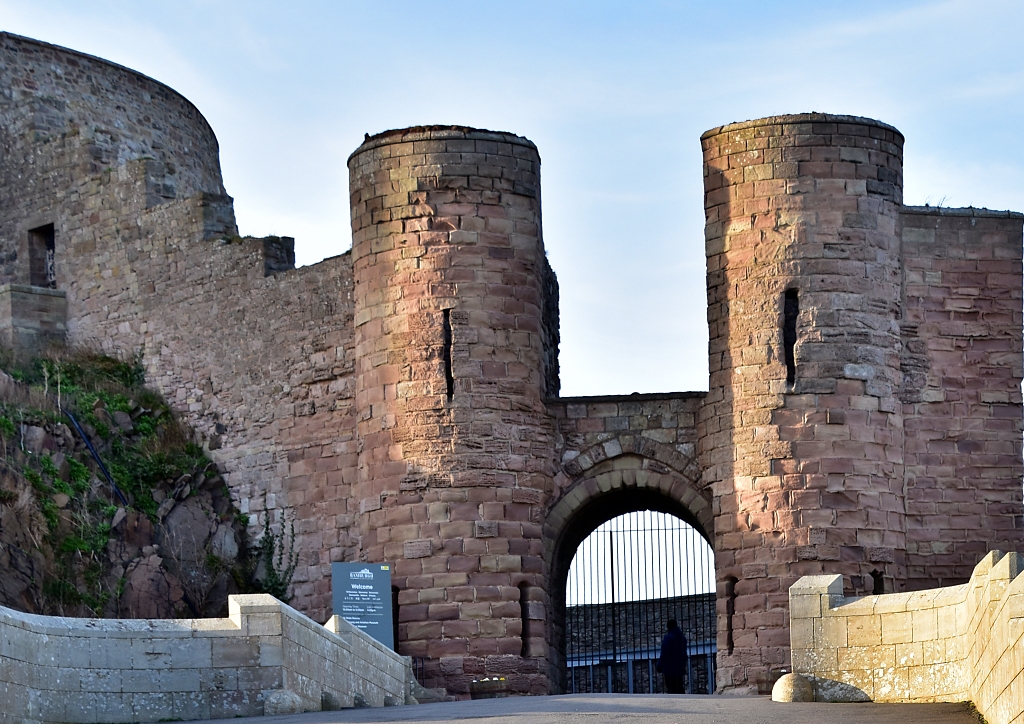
[28,224,56,289]
[553,489,716,695]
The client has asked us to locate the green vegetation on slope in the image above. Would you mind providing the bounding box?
[0,347,295,618]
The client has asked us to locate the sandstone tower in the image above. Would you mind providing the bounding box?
[0,33,1020,698]
[699,114,1022,689]
[348,128,558,691]
[700,115,907,682]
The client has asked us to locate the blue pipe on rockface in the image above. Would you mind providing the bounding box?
[61,406,129,508]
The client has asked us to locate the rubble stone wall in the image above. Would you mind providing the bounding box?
[0,29,361,623]
[29,155,358,624]
[790,551,1024,724]
[0,593,411,724]
[0,32,225,286]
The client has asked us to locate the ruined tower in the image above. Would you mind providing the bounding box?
[700,115,908,689]
[348,128,558,692]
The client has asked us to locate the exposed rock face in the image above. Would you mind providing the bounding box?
[122,554,184,619]
[0,383,249,620]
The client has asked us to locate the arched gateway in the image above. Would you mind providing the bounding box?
[544,448,715,693]
[544,395,712,693]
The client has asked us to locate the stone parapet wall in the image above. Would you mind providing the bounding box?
[0,593,411,723]
[790,551,1024,724]
[899,208,1024,589]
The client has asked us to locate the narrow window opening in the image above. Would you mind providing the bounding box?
[28,224,56,289]
[442,309,454,400]
[783,289,799,385]
[519,582,530,657]
[724,576,737,656]
[870,569,885,595]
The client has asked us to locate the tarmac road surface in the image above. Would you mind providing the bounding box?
[206,693,979,724]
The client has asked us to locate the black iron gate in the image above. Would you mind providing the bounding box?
[565,511,716,694]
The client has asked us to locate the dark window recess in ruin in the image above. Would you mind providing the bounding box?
[262,236,296,276]
[724,575,737,655]
[442,309,455,400]
[871,569,885,595]
[29,223,56,288]
[519,582,530,657]
[783,289,799,385]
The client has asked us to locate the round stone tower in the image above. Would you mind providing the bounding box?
[348,127,557,695]
[698,114,906,691]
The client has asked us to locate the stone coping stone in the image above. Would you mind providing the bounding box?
[0,284,67,298]
[902,206,1024,218]
[701,113,903,140]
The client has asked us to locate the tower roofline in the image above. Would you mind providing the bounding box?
[701,112,904,141]
[349,125,537,163]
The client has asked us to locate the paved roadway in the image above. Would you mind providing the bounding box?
[209,694,979,724]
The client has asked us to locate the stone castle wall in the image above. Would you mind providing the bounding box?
[0,33,1021,699]
[899,209,1024,590]
[700,115,909,689]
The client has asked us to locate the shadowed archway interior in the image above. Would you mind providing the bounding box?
[548,487,714,693]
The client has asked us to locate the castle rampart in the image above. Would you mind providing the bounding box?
[0,33,1020,700]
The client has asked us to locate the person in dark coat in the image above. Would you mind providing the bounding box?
[656,618,688,693]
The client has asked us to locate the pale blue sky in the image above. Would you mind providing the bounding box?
[3,1,1022,396]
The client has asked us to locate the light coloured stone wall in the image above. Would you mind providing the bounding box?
[0,593,411,723]
[790,551,1024,724]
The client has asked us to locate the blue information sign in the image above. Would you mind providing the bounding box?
[331,562,394,650]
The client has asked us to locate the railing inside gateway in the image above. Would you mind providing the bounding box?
[565,511,716,694]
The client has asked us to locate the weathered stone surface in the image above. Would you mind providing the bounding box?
[122,554,185,618]
[264,690,303,715]
[789,553,1024,722]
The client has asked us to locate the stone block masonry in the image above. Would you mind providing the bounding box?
[699,114,1023,692]
[1,31,1021,699]
[790,551,1024,724]
[0,284,67,351]
[0,593,411,723]
[900,208,1024,590]
[348,127,558,695]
